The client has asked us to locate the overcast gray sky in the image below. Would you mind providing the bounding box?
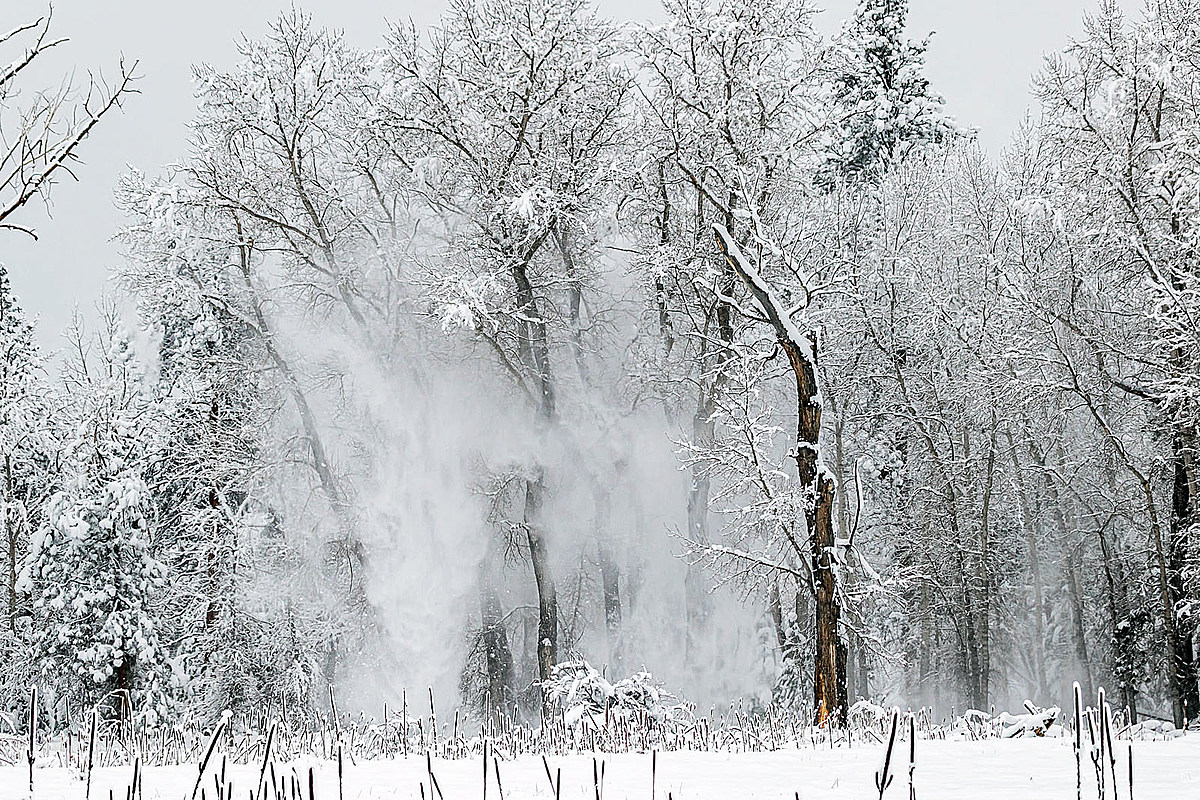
[5,0,1137,347]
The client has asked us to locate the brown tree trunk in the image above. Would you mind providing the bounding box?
[785,332,844,723]
[811,475,845,723]
[713,226,845,725]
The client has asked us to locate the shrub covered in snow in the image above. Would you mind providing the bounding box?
[542,661,689,730]
[996,706,1062,738]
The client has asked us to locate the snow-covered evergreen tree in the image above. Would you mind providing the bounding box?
[22,318,172,722]
[0,265,55,697]
[820,0,956,186]
[0,266,51,623]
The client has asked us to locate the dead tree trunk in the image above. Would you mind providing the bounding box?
[713,225,845,725]
[811,476,846,723]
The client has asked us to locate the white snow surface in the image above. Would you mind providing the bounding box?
[12,736,1200,800]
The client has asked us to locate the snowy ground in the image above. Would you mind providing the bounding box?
[14,736,1200,800]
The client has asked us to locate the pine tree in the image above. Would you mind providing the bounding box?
[0,265,51,633]
[821,0,956,186]
[23,321,172,722]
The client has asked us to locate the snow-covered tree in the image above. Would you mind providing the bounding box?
[0,265,52,629]
[22,317,172,721]
[116,172,288,723]
[1030,0,1200,727]
[381,0,632,700]
[819,0,956,186]
[145,11,414,704]
[629,0,826,706]
[0,264,56,702]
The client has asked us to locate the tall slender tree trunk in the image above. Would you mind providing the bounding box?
[1007,430,1048,702]
[598,546,622,672]
[831,396,869,703]
[1093,440,1139,721]
[882,327,973,710]
[684,413,715,663]
[479,572,515,720]
[511,250,560,691]
[1166,210,1199,725]
[1073,369,1187,725]
[768,578,787,652]
[1035,438,1095,698]
[944,493,980,709]
[524,471,556,685]
[959,551,982,708]
[1144,476,1188,729]
[232,227,369,700]
[4,454,14,631]
[682,190,736,665]
[714,225,845,725]
[918,581,932,707]
[1096,519,1135,720]
[976,421,998,708]
[559,231,625,675]
[594,488,624,674]
[1064,555,1095,695]
[652,166,715,664]
[1169,432,1199,723]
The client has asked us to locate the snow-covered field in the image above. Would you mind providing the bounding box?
[14,736,1200,800]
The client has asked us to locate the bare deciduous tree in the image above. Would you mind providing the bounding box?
[0,9,136,238]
